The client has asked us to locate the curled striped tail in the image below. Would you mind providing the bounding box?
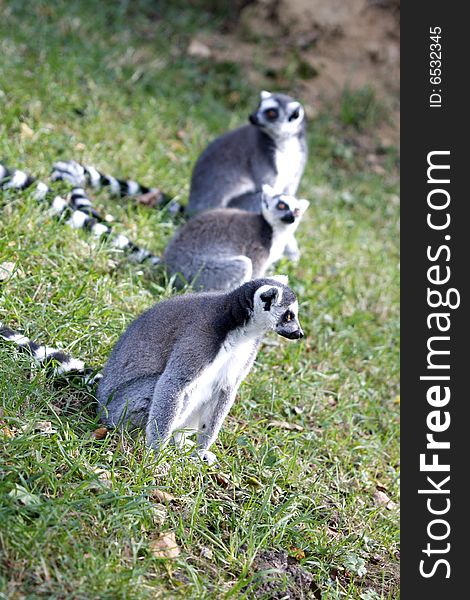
[0,162,161,265]
[50,186,162,265]
[51,160,181,214]
[0,323,102,386]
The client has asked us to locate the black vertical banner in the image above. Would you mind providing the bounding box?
[401,3,467,598]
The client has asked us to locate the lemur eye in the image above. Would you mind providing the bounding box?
[264,108,278,121]
[289,108,300,121]
[276,201,288,211]
[284,311,294,322]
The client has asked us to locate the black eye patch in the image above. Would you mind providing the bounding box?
[288,108,300,121]
[283,310,295,322]
[264,108,279,121]
[276,201,289,211]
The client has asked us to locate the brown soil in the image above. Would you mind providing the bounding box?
[245,549,318,599]
[189,0,400,144]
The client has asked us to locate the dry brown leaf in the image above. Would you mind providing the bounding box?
[135,189,164,207]
[169,140,185,152]
[20,122,34,139]
[92,427,109,440]
[375,480,388,493]
[149,531,181,559]
[211,472,232,489]
[35,421,57,434]
[187,39,211,58]
[0,262,16,282]
[326,526,339,539]
[151,489,176,504]
[91,468,112,488]
[289,546,306,560]
[373,489,397,510]
[149,503,168,526]
[228,91,241,105]
[267,420,304,432]
[1,423,15,438]
[200,546,213,560]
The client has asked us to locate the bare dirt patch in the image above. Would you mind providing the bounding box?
[188,0,400,144]
[247,549,318,599]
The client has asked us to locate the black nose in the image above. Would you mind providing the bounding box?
[284,328,304,340]
[281,212,295,224]
[249,113,259,125]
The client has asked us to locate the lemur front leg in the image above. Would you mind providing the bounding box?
[146,373,189,452]
[194,347,259,465]
[283,235,301,263]
[193,387,238,466]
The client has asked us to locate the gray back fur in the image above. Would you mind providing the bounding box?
[163,208,270,290]
[98,291,225,406]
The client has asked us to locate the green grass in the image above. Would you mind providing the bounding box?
[0,1,399,598]
[339,86,386,131]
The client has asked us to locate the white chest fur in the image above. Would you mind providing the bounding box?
[274,137,304,194]
[174,332,257,431]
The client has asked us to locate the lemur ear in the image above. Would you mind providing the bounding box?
[259,286,280,311]
[298,199,310,213]
[260,90,272,100]
[262,183,275,198]
[287,102,304,121]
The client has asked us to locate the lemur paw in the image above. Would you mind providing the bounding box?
[192,449,218,467]
[51,160,86,187]
[284,248,301,263]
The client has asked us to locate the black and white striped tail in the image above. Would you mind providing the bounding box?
[0,163,36,191]
[51,160,153,197]
[0,163,161,265]
[51,160,180,214]
[0,323,102,386]
[1,163,50,200]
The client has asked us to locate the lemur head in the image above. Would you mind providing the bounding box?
[261,184,309,232]
[249,90,306,139]
[250,276,304,340]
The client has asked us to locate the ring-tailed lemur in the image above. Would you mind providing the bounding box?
[0,163,161,265]
[163,185,309,291]
[0,323,101,386]
[187,90,308,216]
[97,276,303,465]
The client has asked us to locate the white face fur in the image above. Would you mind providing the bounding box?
[252,282,303,340]
[260,184,309,232]
[253,90,305,138]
